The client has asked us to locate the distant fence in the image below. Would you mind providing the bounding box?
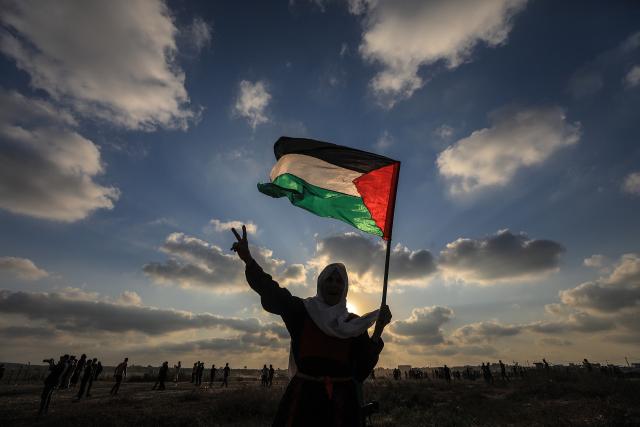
[0,364,110,385]
[0,365,287,385]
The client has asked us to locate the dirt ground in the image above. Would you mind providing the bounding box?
[1,373,639,426]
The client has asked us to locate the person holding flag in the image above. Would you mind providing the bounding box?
[231,136,399,426]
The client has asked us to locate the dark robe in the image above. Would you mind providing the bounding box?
[246,260,383,427]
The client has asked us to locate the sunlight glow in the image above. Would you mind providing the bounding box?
[346,301,358,314]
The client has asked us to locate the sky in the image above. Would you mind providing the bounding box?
[0,0,639,368]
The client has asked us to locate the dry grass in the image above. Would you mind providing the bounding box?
[1,372,638,426]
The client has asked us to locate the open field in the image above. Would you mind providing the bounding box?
[1,372,639,426]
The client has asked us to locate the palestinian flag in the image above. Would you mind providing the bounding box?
[258,137,400,240]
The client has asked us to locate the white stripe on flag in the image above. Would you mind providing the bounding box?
[270,153,363,197]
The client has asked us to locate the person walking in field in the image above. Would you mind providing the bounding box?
[231,225,392,426]
[196,361,205,386]
[174,361,182,384]
[499,360,509,382]
[39,355,67,415]
[110,357,128,395]
[58,355,75,389]
[153,361,169,390]
[443,365,451,383]
[70,354,86,388]
[75,358,94,399]
[94,361,103,381]
[261,364,269,386]
[221,363,230,387]
[84,358,98,397]
[191,362,198,383]
[268,364,275,387]
[209,364,217,387]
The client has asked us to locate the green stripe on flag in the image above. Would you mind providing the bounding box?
[258,173,383,237]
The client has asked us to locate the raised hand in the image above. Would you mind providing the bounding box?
[377,304,392,327]
[230,225,252,264]
[372,304,392,343]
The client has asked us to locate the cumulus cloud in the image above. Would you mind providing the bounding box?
[209,219,258,234]
[0,256,48,280]
[559,254,640,313]
[0,89,119,221]
[117,291,142,306]
[439,229,565,284]
[352,0,528,107]
[528,312,614,334]
[519,253,640,344]
[309,233,436,292]
[434,124,454,140]
[0,288,278,336]
[437,106,581,195]
[234,80,271,129]
[280,264,307,286]
[144,232,305,292]
[583,254,608,269]
[143,232,245,292]
[452,320,523,344]
[394,254,639,358]
[134,328,287,358]
[622,171,640,195]
[374,130,394,152]
[449,313,612,346]
[0,0,195,130]
[625,65,640,88]
[390,306,454,345]
[185,17,212,53]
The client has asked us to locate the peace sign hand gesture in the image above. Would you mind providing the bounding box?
[230,225,252,264]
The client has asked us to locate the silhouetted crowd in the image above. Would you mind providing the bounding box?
[381,357,633,385]
[187,360,234,387]
[38,353,113,415]
[31,353,631,416]
[260,364,275,387]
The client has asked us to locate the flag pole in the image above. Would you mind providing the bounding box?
[381,163,400,307]
[381,238,392,306]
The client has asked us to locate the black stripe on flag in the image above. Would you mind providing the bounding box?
[274,136,397,173]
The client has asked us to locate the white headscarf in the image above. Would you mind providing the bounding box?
[289,263,379,377]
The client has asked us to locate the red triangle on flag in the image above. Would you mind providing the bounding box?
[353,162,400,240]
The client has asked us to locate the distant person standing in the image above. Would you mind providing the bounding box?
[59,355,75,389]
[110,357,128,395]
[153,361,169,390]
[0,363,4,381]
[221,363,230,387]
[191,362,198,383]
[268,364,275,387]
[76,358,94,399]
[39,355,67,415]
[443,365,451,383]
[70,354,86,388]
[486,362,494,384]
[94,361,103,381]
[209,364,217,387]
[261,364,268,386]
[174,361,182,384]
[84,358,98,397]
[499,360,508,382]
[196,362,205,386]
